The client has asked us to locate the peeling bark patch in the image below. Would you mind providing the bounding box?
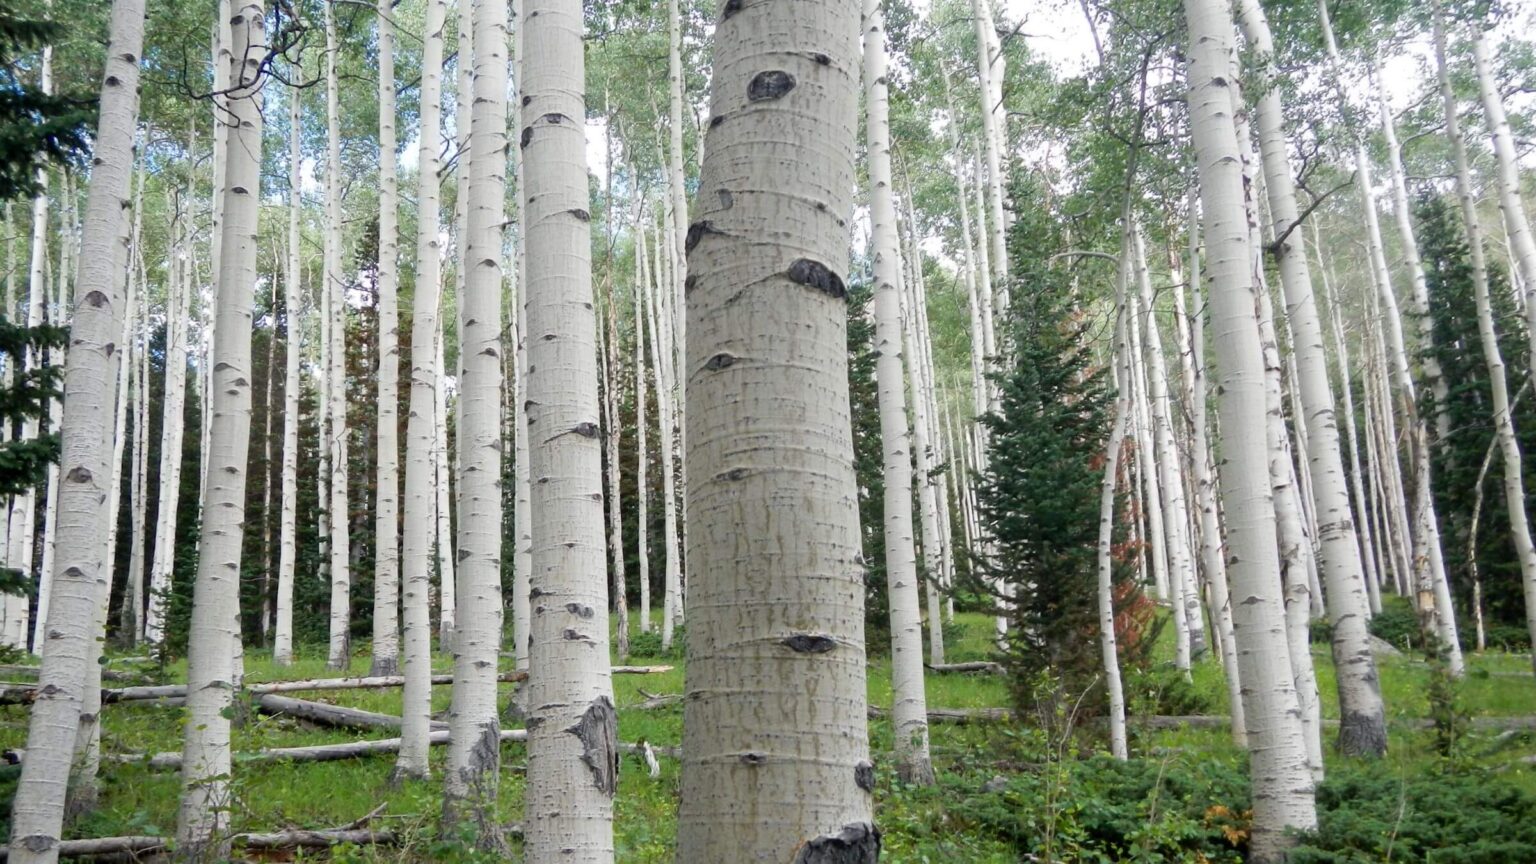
[748,70,796,102]
[705,352,737,370]
[792,823,881,864]
[855,760,875,792]
[781,633,837,653]
[564,602,595,619]
[787,259,846,299]
[686,220,724,252]
[468,720,499,773]
[564,696,618,796]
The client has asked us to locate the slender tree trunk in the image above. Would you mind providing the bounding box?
[1181,0,1317,851]
[33,188,72,656]
[520,0,616,854]
[1098,243,1137,763]
[648,209,682,653]
[274,71,303,667]
[901,205,946,668]
[602,169,628,656]
[634,222,651,634]
[370,0,401,677]
[442,0,508,844]
[176,8,263,855]
[863,0,934,785]
[145,191,190,648]
[5,1,144,853]
[1234,0,1388,755]
[665,0,689,610]
[434,314,455,644]
[324,1,351,670]
[1435,9,1536,675]
[393,0,446,781]
[508,3,532,671]
[122,232,151,644]
[677,0,877,856]
[970,0,1007,295]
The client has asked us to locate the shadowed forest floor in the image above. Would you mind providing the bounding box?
[1,611,1534,862]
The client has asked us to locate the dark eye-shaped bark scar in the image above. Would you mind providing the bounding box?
[748,70,796,102]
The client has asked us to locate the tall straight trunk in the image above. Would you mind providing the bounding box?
[434,315,455,642]
[1369,57,1462,671]
[394,0,446,781]
[1132,223,1206,663]
[323,1,351,670]
[1181,0,1316,853]
[446,0,470,656]
[1174,217,1245,745]
[176,7,263,854]
[1475,32,1536,381]
[442,0,508,843]
[634,221,651,634]
[3,41,50,648]
[1234,0,1387,756]
[604,268,628,657]
[665,0,690,608]
[1099,243,1139,762]
[1364,303,1410,596]
[863,0,934,786]
[1314,220,1383,615]
[1127,288,1173,608]
[969,0,1007,294]
[145,194,190,647]
[508,4,532,671]
[5,1,143,853]
[274,73,303,667]
[1435,9,1536,675]
[520,0,616,855]
[123,238,151,644]
[678,0,875,856]
[648,209,682,652]
[901,205,946,666]
[197,1,230,520]
[371,0,401,677]
[33,189,74,656]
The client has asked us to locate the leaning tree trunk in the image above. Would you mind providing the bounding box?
[520,0,617,856]
[1234,0,1387,757]
[863,0,934,787]
[677,0,877,857]
[442,0,508,846]
[370,0,401,678]
[273,70,302,667]
[1181,0,1317,854]
[392,0,446,783]
[323,0,351,671]
[5,0,144,855]
[176,6,263,856]
[1435,9,1536,676]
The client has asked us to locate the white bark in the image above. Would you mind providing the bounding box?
[392,0,446,783]
[1235,0,1387,754]
[677,0,876,856]
[634,222,651,634]
[521,0,616,854]
[122,234,151,644]
[176,7,263,855]
[434,314,455,644]
[1181,0,1316,852]
[509,3,531,671]
[647,209,682,653]
[1436,10,1536,676]
[969,0,1008,294]
[370,0,401,678]
[323,1,350,670]
[900,205,946,667]
[6,1,143,853]
[274,73,303,668]
[442,0,508,840]
[863,0,934,786]
[34,189,74,658]
[144,191,190,648]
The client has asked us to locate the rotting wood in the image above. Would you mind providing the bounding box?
[927,662,1004,675]
[254,694,448,733]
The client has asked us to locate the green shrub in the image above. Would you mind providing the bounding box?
[1479,622,1532,652]
[1310,617,1334,645]
[1368,597,1421,651]
[1124,665,1215,717]
[1290,766,1536,863]
[626,626,685,660]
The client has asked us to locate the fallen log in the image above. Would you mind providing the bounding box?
[1129,715,1536,731]
[867,705,1012,725]
[247,670,527,695]
[0,835,166,860]
[0,828,408,860]
[103,729,531,770]
[253,694,447,733]
[927,662,1005,675]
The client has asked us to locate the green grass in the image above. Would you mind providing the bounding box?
[0,611,1533,861]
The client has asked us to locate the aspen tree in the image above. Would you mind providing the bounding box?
[1434,8,1536,675]
[1182,0,1316,851]
[444,0,471,654]
[123,241,151,643]
[647,205,683,652]
[176,5,263,854]
[634,217,651,634]
[323,0,350,670]
[900,212,946,667]
[1098,241,1137,762]
[145,193,190,647]
[509,0,532,670]
[395,0,447,781]
[33,190,75,656]
[434,316,454,642]
[442,0,508,842]
[273,73,302,667]
[371,0,401,677]
[970,0,1007,291]
[863,0,934,785]
[6,0,144,853]
[677,0,878,856]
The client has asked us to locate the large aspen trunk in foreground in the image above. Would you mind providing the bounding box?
[863,0,933,787]
[1234,0,1387,757]
[677,0,878,857]
[1181,0,1316,854]
[370,0,401,678]
[1435,11,1536,677]
[6,0,144,855]
[442,0,508,845]
[394,0,446,782]
[520,0,617,856]
[176,5,263,855]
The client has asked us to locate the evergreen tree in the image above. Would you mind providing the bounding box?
[0,1,93,199]
[847,272,889,643]
[0,314,65,596]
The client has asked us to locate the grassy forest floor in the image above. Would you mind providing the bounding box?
[2,609,1535,862]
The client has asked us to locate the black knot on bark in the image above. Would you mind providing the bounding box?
[718,466,749,482]
[792,823,882,864]
[855,760,875,791]
[812,52,831,65]
[569,208,591,222]
[66,466,93,484]
[520,126,533,149]
[705,352,737,370]
[717,189,734,210]
[573,422,600,439]
[722,0,743,18]
[686,220,723,252]
[781,633,837,654]
[738,751,767,765]
[787,258,847,299]
[565,696,619,796]
[709,114,724,128]
[521,94,532,106]
[748,70,796,102]
[565,602,595,619]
